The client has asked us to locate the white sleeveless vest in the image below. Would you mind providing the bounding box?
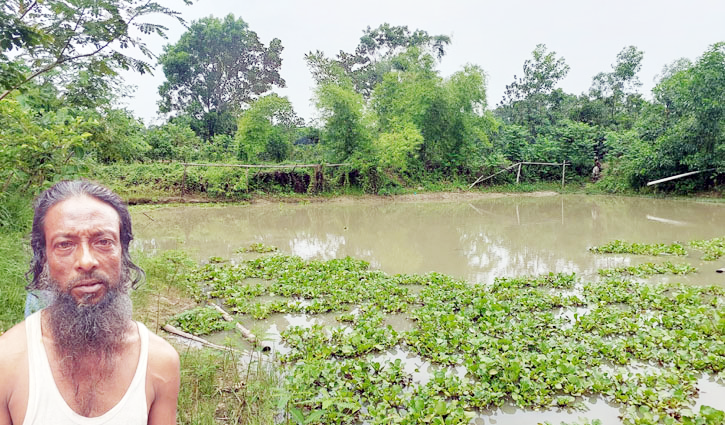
[22,311,149,425]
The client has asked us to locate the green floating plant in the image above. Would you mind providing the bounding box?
[238,242,279,253]
[590,240,687,256]
[167,306,232,335]
[598,261,697,277]
[689,237,725,261]
[173,247,725,424]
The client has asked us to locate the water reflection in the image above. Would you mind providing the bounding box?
[131,194,725,287]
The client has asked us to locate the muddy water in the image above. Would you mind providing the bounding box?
[131,194,725,285]
[131,194,725,424]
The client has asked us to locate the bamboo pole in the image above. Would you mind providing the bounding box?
[162,324,236,352]
[646,169,715,186]
[469,163,520,188]
[561,162,566,189]
[520,161,563,166]
[207,302,267,350]
[516,163,522,184]
[181,162,347,169]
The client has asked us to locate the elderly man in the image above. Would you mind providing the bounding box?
[0,180,180,425]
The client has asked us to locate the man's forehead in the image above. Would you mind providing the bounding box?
[44,195,121,234]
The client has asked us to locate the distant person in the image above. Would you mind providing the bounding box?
[0,180,180,424]
[592,159,602,182]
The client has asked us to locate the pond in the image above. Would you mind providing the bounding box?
[131,193,725,424]
[131,193,725,285]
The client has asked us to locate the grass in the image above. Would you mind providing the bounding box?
[0,232,29,332]
[132,249,285,424]
[177,347,282,425]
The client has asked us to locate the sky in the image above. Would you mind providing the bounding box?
[119,0,725,125]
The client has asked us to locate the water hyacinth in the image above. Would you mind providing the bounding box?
[171,240,725,425]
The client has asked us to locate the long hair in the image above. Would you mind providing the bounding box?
[27,180,144,290]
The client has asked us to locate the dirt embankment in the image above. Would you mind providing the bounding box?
[127,190,561,206]
[275,190,561,205]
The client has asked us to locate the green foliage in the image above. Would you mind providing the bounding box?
[316,83,372,163]
[372,51,495,175]
[146,121,201,161]
[497,44,570,135]
[614,42,725,192]
[158,14,285,140]
[0,95,91,190]
[236,94,301,163]
[598,261,697,277]
[179,349,282,425]
[373,119,423,173]
[588,46,645,129]
[137,250,200,296]
[0,0,187,100]
[690,237,725,261]
[306,23,451,98]
[168,306,231,335]
[238,243,279,253]
[0,232,29,332]
[79,108,150,163]
[590,240,687,256]
[144,233,725,424]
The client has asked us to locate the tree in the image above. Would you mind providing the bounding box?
[0,94,91,190]
[613,43,725,191]
[588,46,645,128]
[306,23,450,98]
[316,83,372,163]
[235,94,302,162]
[497,44,570,136]
[146,121,200,161]
[158,14,285,140]
[0,0,187,101]
[79,108,149,163]
[371,49,495,174]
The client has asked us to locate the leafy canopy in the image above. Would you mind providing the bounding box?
[158,14,285,122]
[306,23,451,98]
[0,0,187,100]
[236,94,302,163]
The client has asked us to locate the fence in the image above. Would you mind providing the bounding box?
[180,162,348,195]
[469,161,568,189]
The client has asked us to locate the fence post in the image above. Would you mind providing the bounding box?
[182,164,187,198]
[516,163,522,184]
[561,161,566,189]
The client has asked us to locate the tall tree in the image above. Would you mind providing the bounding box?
[235,94,302,162]
[306,23,450,98]
[615,43,725,191]
[316,83,371,163]
[158,14,285,140]
[497,44,570,136]
[588,46,645,128]
[372,48,495,173]
[0,0,187,101]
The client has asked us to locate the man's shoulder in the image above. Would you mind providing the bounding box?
[145,328,180,379]
[0,320,27,362]
[0,320,28,392]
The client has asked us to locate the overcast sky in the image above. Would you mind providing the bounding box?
[120,0,725,125]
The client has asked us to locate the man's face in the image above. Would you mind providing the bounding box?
[43,195,122,304]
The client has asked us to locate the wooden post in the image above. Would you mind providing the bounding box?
[516,163,522,184]
[320,163,325,192]
[561,161,566,189]
[182,164,187,197]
